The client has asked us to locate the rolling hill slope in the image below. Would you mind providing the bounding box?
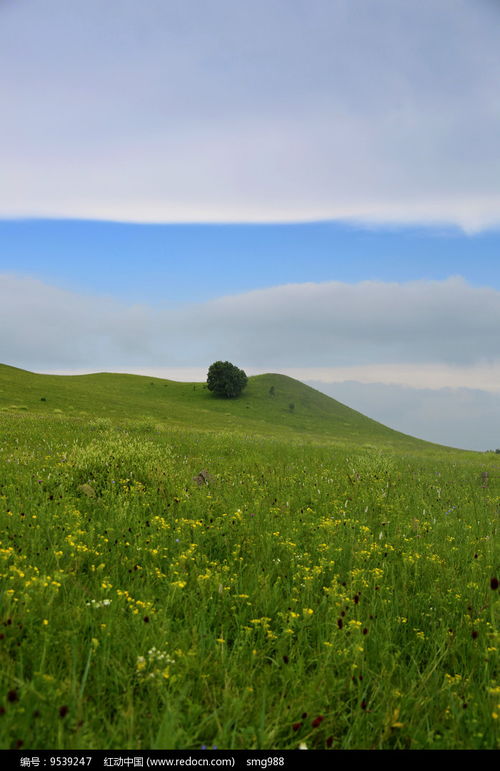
[0,362,447,450]
[0,362,497,749]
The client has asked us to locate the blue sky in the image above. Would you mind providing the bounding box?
[1,0,500,450]
[2,219,500,305]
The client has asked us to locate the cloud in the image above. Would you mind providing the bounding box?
[192,277,500,367]
[0,275,156,369]
[308,380,500,452]
[1,274,500,377]
[1,0,500,229]
[4,271,500,450]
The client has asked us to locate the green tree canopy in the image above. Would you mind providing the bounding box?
[206,361,248,399]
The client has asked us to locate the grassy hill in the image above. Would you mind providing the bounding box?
[0,362,498,750]
[0,363,447,451]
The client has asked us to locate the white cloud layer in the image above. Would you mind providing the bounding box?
[1,0,500,229]
[2,273,500,377]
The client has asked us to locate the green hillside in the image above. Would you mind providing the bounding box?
[0,361,498,750]
[1,363,439,451]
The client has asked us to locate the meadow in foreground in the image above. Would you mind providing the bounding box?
[0,409,498,750]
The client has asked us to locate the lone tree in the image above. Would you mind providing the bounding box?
[207,361,248,398]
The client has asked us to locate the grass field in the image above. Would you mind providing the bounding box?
[0,364,498,749]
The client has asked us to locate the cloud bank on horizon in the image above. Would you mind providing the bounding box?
[2,273,499,377]
[2,0,500,230]
[309,381,500,452]
[2,272,500,450]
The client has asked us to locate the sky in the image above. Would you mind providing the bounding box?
[1,0,500,451]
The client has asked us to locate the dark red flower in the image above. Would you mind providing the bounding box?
[490,577,499,590]
[311,715,324,728]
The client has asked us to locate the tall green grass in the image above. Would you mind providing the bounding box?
[0,407,498,749]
